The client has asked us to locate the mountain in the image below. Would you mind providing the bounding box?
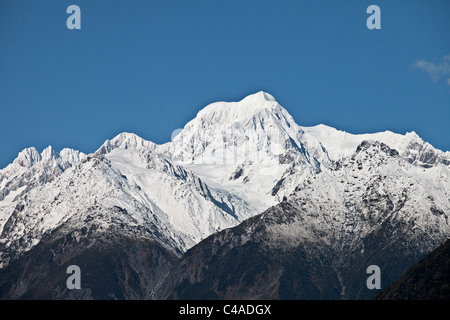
[157,91,324,212]
[376,238,450,300]
[155,140,450,300]
[0,91,449,299]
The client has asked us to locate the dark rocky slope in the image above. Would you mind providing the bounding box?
[0,224,177,299]
[376,238,450,300]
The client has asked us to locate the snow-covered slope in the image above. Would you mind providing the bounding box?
[267,140,450,251]
[157,91,326,211]
[100,136,255,244]
[301,124,450,167]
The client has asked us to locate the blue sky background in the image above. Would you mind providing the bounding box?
[0,0,449,168]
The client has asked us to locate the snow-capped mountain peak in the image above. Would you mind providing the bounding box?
[9,146,85,170]
[97,132,156,155]
[155,92,325,212]
[240,90,276,103]
[12,147,41,168]
[41,145,58,161]
[163,91,306,162]
[193,91,281,130]
[0,146,85,206]
[59,148,85,164]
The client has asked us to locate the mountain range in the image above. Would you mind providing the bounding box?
[0,91,449,299]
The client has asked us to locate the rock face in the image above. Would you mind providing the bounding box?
[0,92,449,299]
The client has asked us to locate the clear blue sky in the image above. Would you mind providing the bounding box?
[1,0,449,168]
